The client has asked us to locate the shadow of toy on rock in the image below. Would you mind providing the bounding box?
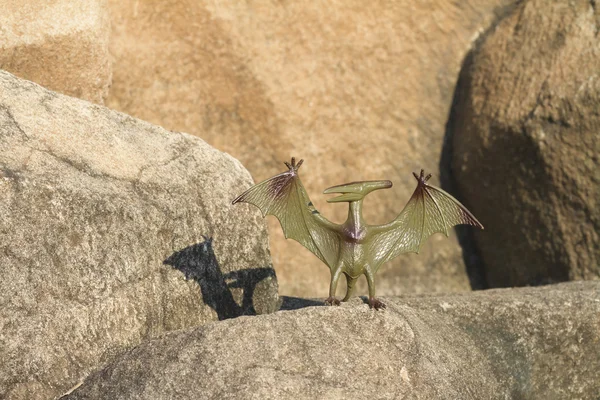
[164,237,278,320]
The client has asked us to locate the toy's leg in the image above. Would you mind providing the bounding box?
[342,274,358,302]
[365,267,386,310]
[325,266,342,306]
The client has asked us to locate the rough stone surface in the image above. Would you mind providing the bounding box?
[106,0,518,297]
[64,282,600,400]
[0,70,279,400]
[0,0,111,104]
[449,0,600,287]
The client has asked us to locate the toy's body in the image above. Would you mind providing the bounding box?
[233,158,483,309]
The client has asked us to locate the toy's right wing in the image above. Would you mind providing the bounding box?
[367,170,483,270]
[232,158,341,270]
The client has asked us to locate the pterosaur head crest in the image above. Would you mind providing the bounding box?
[323,180,392,203]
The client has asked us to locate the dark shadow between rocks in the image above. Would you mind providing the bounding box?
[439,3,521,291]
[279,296,325,310]
[163,237,276,320]
[440,47,488,291]
[283,296,371,309]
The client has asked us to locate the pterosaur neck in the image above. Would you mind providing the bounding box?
[347,200,365,228]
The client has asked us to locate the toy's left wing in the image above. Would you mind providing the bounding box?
[368,170,483,269]
[232,158,341,270]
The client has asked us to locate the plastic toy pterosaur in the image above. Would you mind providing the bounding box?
[233,158,483,309]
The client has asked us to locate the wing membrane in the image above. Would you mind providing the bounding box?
[369,176,483,268]
[233,169,340,269]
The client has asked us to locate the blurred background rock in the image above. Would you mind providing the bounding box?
[2,0,597,298]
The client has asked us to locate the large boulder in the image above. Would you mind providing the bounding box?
[449,0,600,287]
[0,0,111,104]
[106,0,519,296]
[0,71,278,400]
[64,282,600,399]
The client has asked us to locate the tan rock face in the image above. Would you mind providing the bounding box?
[450,0,600,287]
[64,282,600,399]
[106,0,517,296]
[0,71,278,400]
[0,0,111,104]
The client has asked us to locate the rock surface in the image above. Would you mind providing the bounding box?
[449,0,600,287]
[0,0,111,104]
[106,0,519,297]
[0,70,278,400]
[64,282,600,400]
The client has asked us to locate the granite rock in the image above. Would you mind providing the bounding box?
[449,0,600,287]
[0,0,112,104]
[0,70,278,400]
[106,0,519,297]
[64,282,600,400]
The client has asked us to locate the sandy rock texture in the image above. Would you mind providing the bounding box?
[0,0,112,104]
[64,282,600,400]
[449,0,600,287]
[106,0,519,297]
[0,71,278,400]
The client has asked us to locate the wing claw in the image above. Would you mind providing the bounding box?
[285,157,304,172]
[413,169,432,184]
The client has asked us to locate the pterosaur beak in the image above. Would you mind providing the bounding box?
[323,180,392,203]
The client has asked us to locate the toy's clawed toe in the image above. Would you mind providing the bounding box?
[368,297,386,310]
[324,297,341,306]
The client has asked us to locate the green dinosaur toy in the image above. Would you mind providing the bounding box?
[233,158,483,309]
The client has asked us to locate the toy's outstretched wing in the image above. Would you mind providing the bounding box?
[368,170,483,269]
[232,158,341,269]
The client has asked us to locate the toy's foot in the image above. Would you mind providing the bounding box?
[368,297,386,310]
[324,296,341,306]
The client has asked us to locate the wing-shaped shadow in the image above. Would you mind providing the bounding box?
[163,237,277,320]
